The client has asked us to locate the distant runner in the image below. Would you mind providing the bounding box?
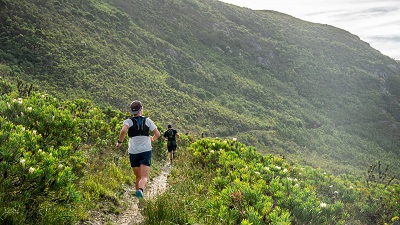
[163,124,181,165]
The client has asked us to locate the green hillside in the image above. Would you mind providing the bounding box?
[1,80,398,224]
[1,0,399,176]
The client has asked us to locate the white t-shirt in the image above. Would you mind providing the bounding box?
[123,117,157,154]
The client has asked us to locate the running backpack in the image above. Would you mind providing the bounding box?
[128,116,149,137]
[167,129,175,139]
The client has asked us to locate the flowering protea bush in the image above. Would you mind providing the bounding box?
[0,117,81,224]
[0,92,89,223]
[0,84,131,224]
[189,139,346,224]
[149,138,399,225]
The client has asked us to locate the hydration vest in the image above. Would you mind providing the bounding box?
[128,116,149,137]
[166,129,175,139]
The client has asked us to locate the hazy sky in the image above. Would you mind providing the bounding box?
[219,0,400,60]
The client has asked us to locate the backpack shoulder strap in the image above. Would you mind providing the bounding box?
[130,116,146,129]
[128,116,149,137]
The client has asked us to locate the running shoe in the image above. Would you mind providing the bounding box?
[135,189,146,208]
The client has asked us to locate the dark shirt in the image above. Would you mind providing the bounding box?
[164,129,177,141]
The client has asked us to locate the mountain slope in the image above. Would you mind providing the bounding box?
[1,0,399,175]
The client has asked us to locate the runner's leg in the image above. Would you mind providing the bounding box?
[134,164,150,208]
[133,167,141,191]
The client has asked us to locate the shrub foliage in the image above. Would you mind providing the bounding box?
[144,138,399,225]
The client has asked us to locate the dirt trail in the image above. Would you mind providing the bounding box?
[116,163,171,225]
[83,162,171,225]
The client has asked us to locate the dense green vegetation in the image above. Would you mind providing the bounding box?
[1,0,400,223]
[1,78,398,224]
[1,0,400,176]
[0,78,166,224]
[143,138,399,224]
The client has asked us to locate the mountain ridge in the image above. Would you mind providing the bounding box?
[1,0,399,175]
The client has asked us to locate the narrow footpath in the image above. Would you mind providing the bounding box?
[83,162,171,225]
[116,162,171,225]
